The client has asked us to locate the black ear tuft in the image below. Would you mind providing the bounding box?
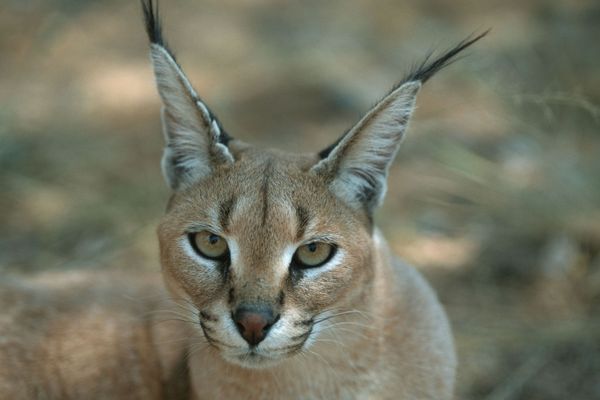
[141,0,163,45]
[392,30,490,90]
[141,0,178,61]
[318,31,488,161]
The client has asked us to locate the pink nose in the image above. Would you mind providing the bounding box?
[233,305,278,346]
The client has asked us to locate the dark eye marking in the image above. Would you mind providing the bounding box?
[218,196,236,232]
[295,205,310,240]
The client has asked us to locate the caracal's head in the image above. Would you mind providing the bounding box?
[142,0,484,368]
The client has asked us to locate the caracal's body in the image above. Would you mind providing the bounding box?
[0,1,487,398]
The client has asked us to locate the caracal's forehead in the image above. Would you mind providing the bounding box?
[166,148,360,241]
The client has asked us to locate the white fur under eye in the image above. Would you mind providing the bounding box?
[280,245,297,272]
[298,248,345,279]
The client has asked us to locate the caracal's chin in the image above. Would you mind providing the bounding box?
[220,347,296,369]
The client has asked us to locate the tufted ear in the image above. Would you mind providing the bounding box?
[312,31,488,213]
[311,81,420,212]
[142,0,233,190]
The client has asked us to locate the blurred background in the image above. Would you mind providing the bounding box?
[1,0,599,398]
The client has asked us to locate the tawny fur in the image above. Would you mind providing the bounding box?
[0,270,189,399]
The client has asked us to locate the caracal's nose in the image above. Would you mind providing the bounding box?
[233,304,278,346]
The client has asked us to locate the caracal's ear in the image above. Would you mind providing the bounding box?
[142,0,234,190]
[312,31,488,213]
[312,81,420,213]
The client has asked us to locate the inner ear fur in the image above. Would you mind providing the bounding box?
[142,0,234,191]
[311,81,421,212]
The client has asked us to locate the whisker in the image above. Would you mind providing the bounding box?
[153,336,193,346]
[185,342,211,363]
[321,320,375,330]
[144,308,196,320]
[150,317,199,327]
[303,348,342,382]
[313,309,376,326]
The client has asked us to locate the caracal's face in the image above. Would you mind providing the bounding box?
[158,149,374,368]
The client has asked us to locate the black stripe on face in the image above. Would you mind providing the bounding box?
[219,196,236,232]
[260,160,273,225]
[199,311,218,322]
[295,205,310,241]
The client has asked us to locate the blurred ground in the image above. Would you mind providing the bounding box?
[1,0,599,398]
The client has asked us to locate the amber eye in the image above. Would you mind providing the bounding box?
[189,231,229,261]
[293,242,336,269]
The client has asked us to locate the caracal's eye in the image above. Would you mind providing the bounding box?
[189,231,229,260]
[293,242,336,269]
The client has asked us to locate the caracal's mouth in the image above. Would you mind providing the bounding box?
[197,311,315,369]
[223,349,288,369]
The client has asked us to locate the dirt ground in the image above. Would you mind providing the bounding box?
[1,0,599,398]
